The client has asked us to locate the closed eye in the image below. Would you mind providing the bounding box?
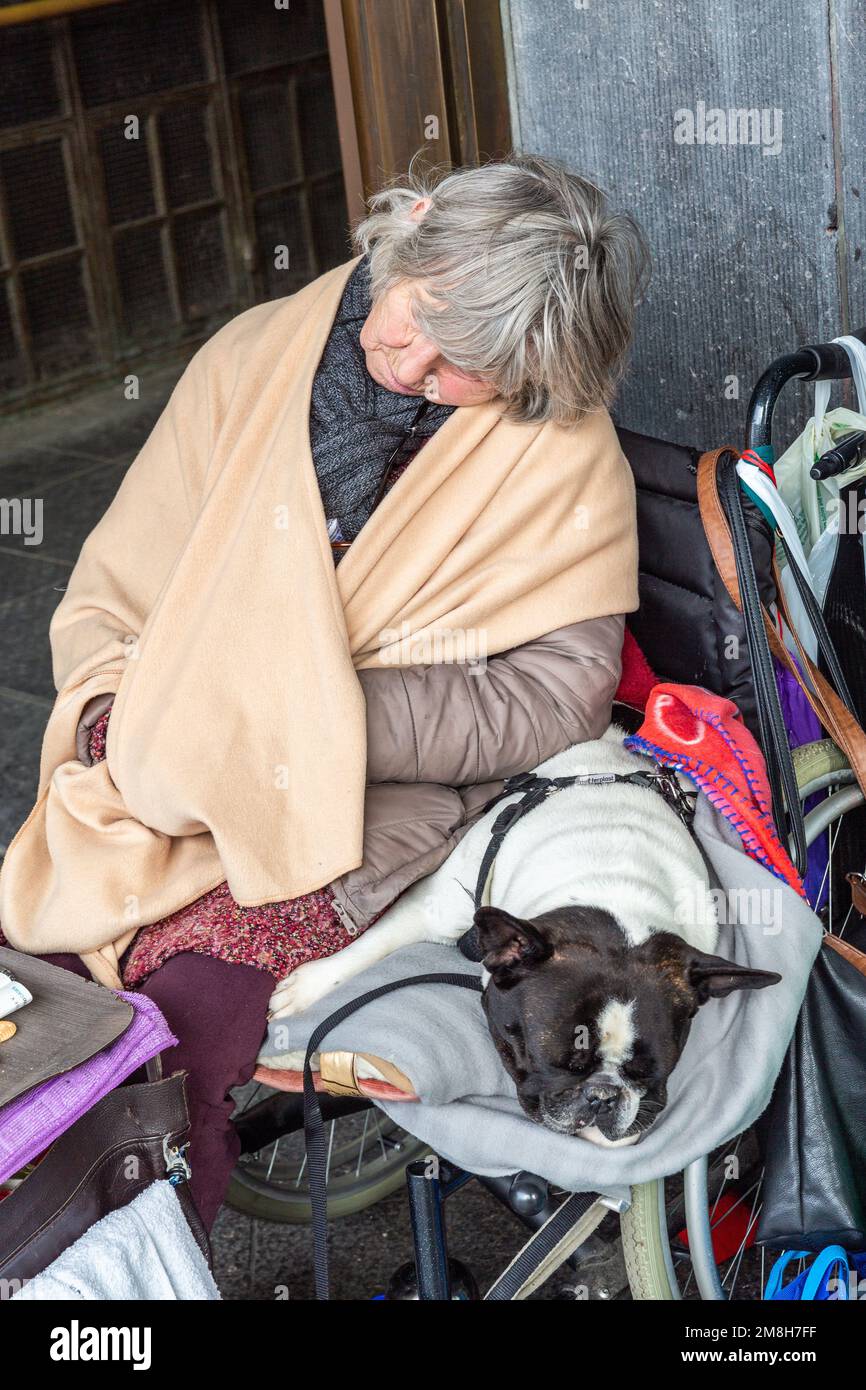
[621,1062,654,1084]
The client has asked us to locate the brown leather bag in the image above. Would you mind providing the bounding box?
[697,446,866,803]
[0,1063,210,1294]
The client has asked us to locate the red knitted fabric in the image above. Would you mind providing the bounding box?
[625,683,806,897]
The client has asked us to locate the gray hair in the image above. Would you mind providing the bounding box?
[351,152,651,426]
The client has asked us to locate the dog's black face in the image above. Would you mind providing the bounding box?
[472,905,779,1144]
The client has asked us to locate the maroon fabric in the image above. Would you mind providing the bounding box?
[37,949,272,1231]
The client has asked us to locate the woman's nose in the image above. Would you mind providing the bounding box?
[393,336,439,387]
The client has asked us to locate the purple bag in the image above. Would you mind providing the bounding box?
[775,657,828,906]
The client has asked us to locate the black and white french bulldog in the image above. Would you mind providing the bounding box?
[470,903,777,1144]
[269,728,780,1143]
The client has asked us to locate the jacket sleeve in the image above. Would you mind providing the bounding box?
[358,613,625,786]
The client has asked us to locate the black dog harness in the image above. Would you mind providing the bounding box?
[460,764,697,958]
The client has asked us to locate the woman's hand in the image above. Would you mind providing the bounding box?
[75,693,115,766]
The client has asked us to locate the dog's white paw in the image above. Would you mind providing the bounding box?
[268,957,344,1019]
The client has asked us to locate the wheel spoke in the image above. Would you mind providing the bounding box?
[355,1110,372,1177]
[814,813,837,911]
[707,1136,741,1224]
[722,1202,762,1295]
[265,1138,280,1182]
[837,847,865,940]
[721,1176,764,1295]
[668,1143,764,1301]
[709,1175,762,1234]
[294,1147,308,1188]
[828,810,841,927]
[374,1115,388,1164]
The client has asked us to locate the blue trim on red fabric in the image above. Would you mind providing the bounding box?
[623,730,804,895]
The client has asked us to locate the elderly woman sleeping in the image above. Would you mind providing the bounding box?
[0,153,648,1229]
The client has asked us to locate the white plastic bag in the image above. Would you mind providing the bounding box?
[771,335,866,659]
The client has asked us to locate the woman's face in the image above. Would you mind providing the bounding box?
[360,277,498,408]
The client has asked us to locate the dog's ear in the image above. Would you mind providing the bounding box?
[474,906,552,985]
[684,949,781,1004]
[637,932,780,1008]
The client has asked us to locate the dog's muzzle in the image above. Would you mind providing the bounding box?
[537,1072,641,1140]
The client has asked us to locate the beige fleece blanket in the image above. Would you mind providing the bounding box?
[0,256,638,987]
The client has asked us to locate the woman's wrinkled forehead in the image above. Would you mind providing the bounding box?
[372,277,444,335]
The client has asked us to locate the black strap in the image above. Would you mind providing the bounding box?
[473,777,568,910]
[484,1190,603,1300]
[776,530,857,712]
[470,768,695,914]
[717,453,808,875]
[304,972,483,1301]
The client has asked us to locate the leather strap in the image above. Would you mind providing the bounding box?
[697,449,866,801]
[846,872,866,920]
[824,930,866,978]
[0,1072,210,1285]
[697,446,743,598]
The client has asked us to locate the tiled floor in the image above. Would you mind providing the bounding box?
[0,368,596,1301]
[211,1179,601,1302]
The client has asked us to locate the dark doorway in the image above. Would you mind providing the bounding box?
[0,0,349,408]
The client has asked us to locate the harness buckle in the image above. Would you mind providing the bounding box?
[501,771,539,796]
[652,765,696,826]
[492,800,528,834]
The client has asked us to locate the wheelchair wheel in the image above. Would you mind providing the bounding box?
[226,1082,428,1224]
[622,737,864,1299]
[622,1133,765,1300]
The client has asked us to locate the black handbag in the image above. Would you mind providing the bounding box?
[757,933,866,1251]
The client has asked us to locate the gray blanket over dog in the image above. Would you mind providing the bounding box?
[263,796,821,1202]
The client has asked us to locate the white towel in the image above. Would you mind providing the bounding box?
[13,1181,220,1301]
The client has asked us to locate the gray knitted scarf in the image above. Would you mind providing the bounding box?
[308,256,455,544]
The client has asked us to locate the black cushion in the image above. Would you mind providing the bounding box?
[615,426,774,742]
